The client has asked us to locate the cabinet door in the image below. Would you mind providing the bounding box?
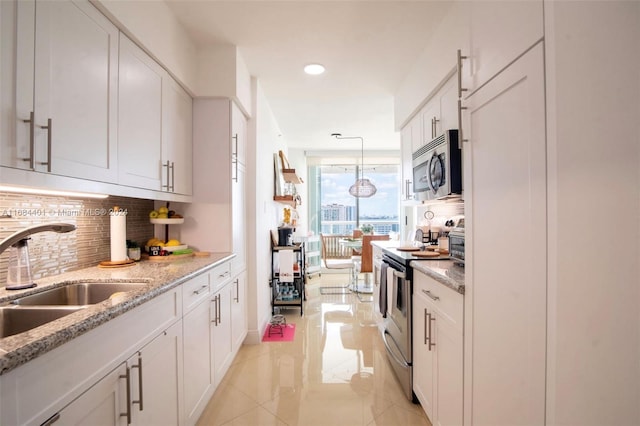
[465,0,543,92]
[434,315,463,426]
[183,299,212,425]
[400,124,413,202]
[230,271,247,353]
[162,76,193,195]
[437,75,458,134]
[463,43,546,425]
[54,363,128,426]
[420,101,439,144]
[412,294,435,421]
[231,163,246,274]
[118,33,163,191]
[33,0,118,182]
[0,0,35,170]
[129,321,183,426]
[409,113,423,154]
[210,284,232,387]
[231,102,246,166]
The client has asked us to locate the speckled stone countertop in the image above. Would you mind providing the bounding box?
[0,252,234,375]
[411,260,465,294]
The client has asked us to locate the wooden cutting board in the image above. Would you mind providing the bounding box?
[396,246,420,251]
[412,251,441,257]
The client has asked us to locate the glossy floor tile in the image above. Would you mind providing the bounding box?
[197,274,432,426]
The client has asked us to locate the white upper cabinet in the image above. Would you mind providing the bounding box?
[162,76,193,196]
[464,0,543,92]
[400,123,413,202]
[1,0,118,182]
[118,33,163,191]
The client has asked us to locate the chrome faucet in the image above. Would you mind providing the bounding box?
[0,223,76,290]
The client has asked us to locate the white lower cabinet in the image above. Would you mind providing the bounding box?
[183,298,213,425]
[46,363,128,426]
[230,271,247,353]
[413,270,463,426]
[211,281,232,388]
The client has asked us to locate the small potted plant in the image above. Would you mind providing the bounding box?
[360,223,374,235]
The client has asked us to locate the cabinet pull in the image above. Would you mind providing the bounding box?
[234,279,239,303]
[162,161,171,190]
[218,270,230,279]
[232,134,238,182]
[217,294,222,323]
[193,285,208,295]
[427,312,436,351]
[38,118,52,172]
[211,295,219,325]
[131,354,144,411]
[21,111,35,169]
[405,179,412,201]
[422,289,440,301]
[119,367,132,424]
[170,161,175,192]
[41,413,60,426]
[424,308,428,345]
[431,116,440,139]
[457,49,469,149]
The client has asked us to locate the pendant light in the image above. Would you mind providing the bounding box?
[331,133,377,198]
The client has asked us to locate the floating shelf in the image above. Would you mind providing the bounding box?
[282,169,303,184]
[273,195,297,207]
[150,218,185,225]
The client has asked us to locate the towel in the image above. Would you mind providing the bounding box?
[279,249,294,283]
[379,262,388,317]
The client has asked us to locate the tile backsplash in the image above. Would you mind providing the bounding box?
[0,193,154,286]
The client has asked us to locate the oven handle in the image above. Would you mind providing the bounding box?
[382,329,410,368]
[392,269,406,280]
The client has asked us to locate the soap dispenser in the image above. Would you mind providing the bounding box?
[6,239,35,290]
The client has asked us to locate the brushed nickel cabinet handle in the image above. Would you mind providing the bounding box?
[38,118,52,172]
[131,354,144,411]
[211,296,219,325]
[170,161,175,192]
[428,312,436,351]
[120,367,132,424]
[41,413,61,426]
[457,49,469,149]
[217,294,222,323]
[21,111,35,169]
[457,49,468,99]
[424,308,428,345]
[162,161,171,189]
[193,285,208,295]
[232,134,239,182]
[234,278,239,303]
[422,289,440,301]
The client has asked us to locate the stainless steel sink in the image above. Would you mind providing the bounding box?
[10,282,148,306]
[0,306,85,338]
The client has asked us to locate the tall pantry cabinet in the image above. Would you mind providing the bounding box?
[460,2,546,425]
[180,98,248,351]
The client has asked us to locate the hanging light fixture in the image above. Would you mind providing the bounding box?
[331,133,377,198]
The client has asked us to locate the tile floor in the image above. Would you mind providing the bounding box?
[196,274,432,426]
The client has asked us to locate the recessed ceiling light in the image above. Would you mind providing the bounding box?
[304,64,325,75]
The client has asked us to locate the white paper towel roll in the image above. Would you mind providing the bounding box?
[110,207,127,262]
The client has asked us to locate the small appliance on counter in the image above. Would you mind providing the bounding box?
[449,217,465,266]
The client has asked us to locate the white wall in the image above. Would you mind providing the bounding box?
[93,0,198,94]
[196,46,252,116]
[393,1,469,129]
[245,78,288,343]
[545,2,640,424]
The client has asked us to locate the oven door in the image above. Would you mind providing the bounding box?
[382,257,412,363]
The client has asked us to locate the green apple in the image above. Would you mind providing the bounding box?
[149,210,159,218]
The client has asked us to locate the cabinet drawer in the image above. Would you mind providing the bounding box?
[414,271,463,329]
[211,261,232,291]
[182,272,210,313]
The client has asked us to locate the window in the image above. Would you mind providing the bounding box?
[308,164,400,235]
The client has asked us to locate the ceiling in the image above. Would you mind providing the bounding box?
[165,1,453,152]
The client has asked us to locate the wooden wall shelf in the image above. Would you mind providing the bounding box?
[273,195,297,207]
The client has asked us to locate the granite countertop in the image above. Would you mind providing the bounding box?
[0,252,234,375]
[411,260,465,294]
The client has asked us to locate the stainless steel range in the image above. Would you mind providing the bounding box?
[380,246,447,402]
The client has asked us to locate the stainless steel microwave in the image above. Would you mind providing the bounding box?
[412,130,462,201]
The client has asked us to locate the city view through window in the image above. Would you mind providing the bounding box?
[312,164,400,236]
